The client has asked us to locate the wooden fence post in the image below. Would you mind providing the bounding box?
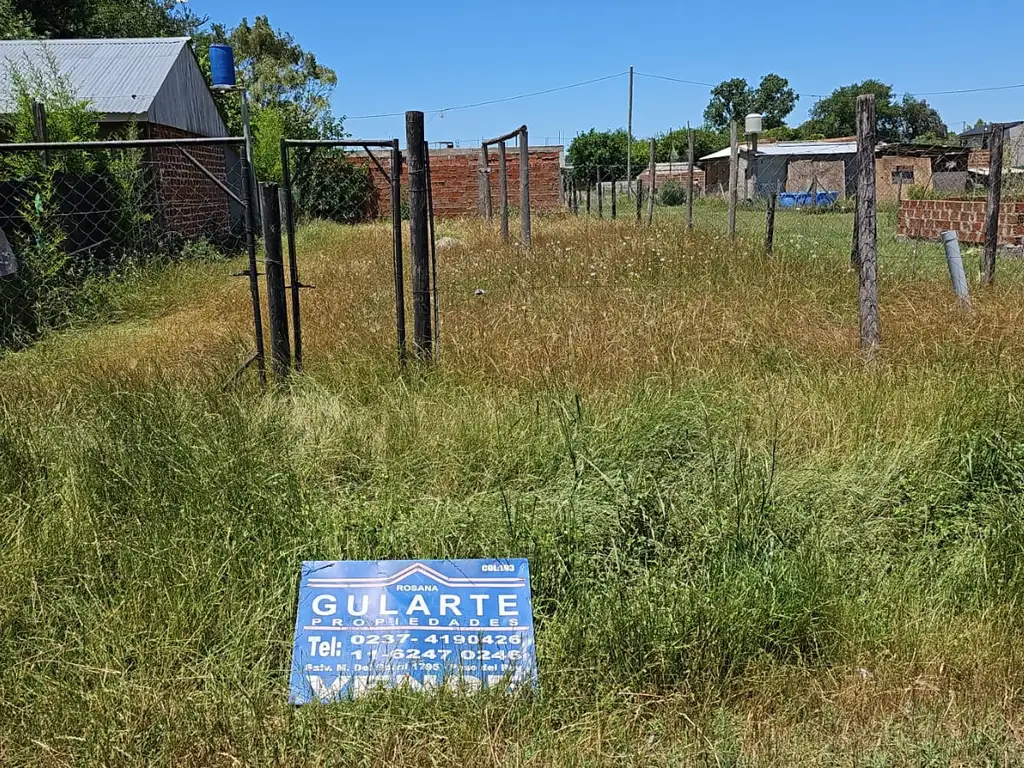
[32,101,49,167]
[646,138,656,226]
[260,182,291,383]
[687,125,695,232]
[728,121,738,237]
[982,124,1004,287]
[519,126,531,246]
[498,140,510,242]
[851,194,860,269]
[764,185,777,254]
[636,180,643,222]
[479,144,492,220]
[856,94,880,355]
[597,168,603,218]
[406,111,432,360]
[586,183,591,214]
[611,178,617,219]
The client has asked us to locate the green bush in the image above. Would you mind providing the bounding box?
[294,152,377,223]
[658,180,688,206]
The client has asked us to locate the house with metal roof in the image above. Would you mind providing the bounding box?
[0,37,226,139]
[958,122,1024,168]
[0,38,236,243]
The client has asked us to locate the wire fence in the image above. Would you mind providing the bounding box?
[0,136,256,351]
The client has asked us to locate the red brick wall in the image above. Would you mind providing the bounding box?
[898,199,1024,246]
[149,123,232,240]
[351,146,563,218]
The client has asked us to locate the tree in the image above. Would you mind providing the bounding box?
[567,129,647,183]
[655,127,726,164]
[704,78,754,132]
[0,0,33,38]
[8,0,200,38]
[754,74,797,130]
[704,74,798,132]
[806,80,947,143]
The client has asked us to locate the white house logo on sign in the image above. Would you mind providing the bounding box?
[288,559,537,704]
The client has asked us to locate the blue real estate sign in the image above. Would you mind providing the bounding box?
[289,559,537,704]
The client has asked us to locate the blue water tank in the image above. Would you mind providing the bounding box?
[209,44,236,88]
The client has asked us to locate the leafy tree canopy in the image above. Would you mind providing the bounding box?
[656,127,726,164]
[567,129,648,182]
[804,80,947,143]
[2,0,201,39]
[704,74,798,131]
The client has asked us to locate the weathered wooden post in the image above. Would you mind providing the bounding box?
[519,125,531,246]
[687,125,695,232]
[982,124,1004,287]
[855,94,880,355]
[406,111,432,360]
[765,184,777,254]
[611,177,617,219]
[391,139,407,366]
[479,143,492,221]
[646,137,656,226]
[597,168,603,218]
[728,121,738,237]
[636,180,643,222]
[260,182,291,383]
[32,101,49,167]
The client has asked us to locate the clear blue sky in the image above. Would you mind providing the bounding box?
[191,0,1024,147]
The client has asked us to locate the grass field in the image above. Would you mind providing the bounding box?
[3,206,1024,766]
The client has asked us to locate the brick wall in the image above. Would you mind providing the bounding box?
[351,146,563,218]
[898,199,1024,246]
[149,123,232,240]
[635,165,706,192]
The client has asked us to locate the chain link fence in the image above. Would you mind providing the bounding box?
[0,137,252,347]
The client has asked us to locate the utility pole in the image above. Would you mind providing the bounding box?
[627,65,634,197]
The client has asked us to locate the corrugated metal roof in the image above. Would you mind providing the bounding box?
[0,38,190,117]
[700,140,859,161]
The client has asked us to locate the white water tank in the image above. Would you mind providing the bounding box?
[745,113,763,135]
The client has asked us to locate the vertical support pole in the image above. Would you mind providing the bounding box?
[32,101,49,167]
[851,193,860,269]
[260,182,291,383]
[687,125,695,232]
[498,140,510,241]
[239,154,266,386]
[627,64,634,197]
[279,141,303,372]
[240,89,258,220]
[636,180,643,222]
[479,143,492,220]
[982,124,1004,287]
[942,230,971,309]
[406,111,432,361]
[586,181,591,215]
[646,137,656,226]
[425,141,439,354]
[856,94,880,355]
[728,121,739,237]
[519,126,531,246]
[597,168,603,218]
[764,184,777,254]
[611,178,617,219]
[390,140,407,366]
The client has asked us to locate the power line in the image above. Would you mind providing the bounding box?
[347,71,629,121]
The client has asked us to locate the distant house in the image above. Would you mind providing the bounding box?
[959,121,1024,169]
[634,162,705,194]
[0,38,236,241]
[874,144,971,201]
[699,139,858,199]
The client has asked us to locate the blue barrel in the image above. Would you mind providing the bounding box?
[209,44,236,88]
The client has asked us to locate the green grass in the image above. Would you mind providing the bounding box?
[2,212,1024,765]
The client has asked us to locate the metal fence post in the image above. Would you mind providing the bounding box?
[260,182,291,383]
[982,124,1004,287]
[856,94,880,355]
[279,140,303,371]
[239,154,267,386]
[519,125,531,246]
[406,111,432,361]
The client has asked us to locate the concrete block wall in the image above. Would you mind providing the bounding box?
[149,123,232,240]
[898,199,1024,246]
[351,146,564,218]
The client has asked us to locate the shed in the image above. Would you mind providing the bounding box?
[634,162,705,194]
[0,38,235,242]
[959,121,1024,168]
[700,139,859,199]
